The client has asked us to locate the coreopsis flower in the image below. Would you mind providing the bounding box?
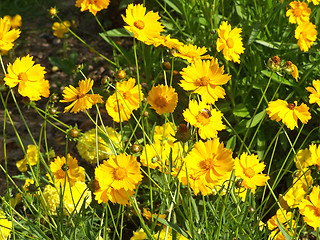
[16,144,38,172]
[130,229,147,240]
[151,34,183,49]
[75,0,110,16]
[142,208,166,225]
[52,21,71,38]
[286,1,311,24]
[105,94,132,122]
[216,21,245,63]
[0,210,12,240]
[147,85,178,115]
[173,44,212,63]
[60,78,103,113]
[49,7,58,16]
[153,122,176,143]
[4,55,50,101]
[295,21,317,52]
[77,127,120,164]
[295,148,313,171]
[307,0,319,4]
[116,78,143,111]
[0,17,20,52]
[306,80,320,106]
[299,185,320,229]
[155,227,189,240]
[266,99,311,130]
[42,181,92,215]
[234,153,269,191]
[94,186,134,205]
[140,141,172,170]
[183,100,225,139]
[180,58,231,104]
[3,14,22,29]
[309,143,320,169]
[48,154,85,187]
[184,139,234,186]
[122,3,164,45]
[283,61,299,81]
[267,209,296,240]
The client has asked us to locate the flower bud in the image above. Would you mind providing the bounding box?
[115,70,126,80]
[172,124,191,143]
[162,61,171,70]
[267,56,281,72]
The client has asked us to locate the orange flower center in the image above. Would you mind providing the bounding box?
[114,167,128,180]
[134,20,145,30]
[197,76,210,86]
[287,103,295,110]
[18,72,28,82]
[244,167,255,178]
[123,92,131,99]
[196,109,211,125]
[293,8,302,17]
[313,207,320,217]
[77,93,85,99]
[226,38,234,48]
[199,154,217,170]
[155,96,168,108]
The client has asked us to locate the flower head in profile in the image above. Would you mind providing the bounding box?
[234,153,269,191]
[309,143,320,169]
[122,4,164,45]
[299,185,320,230]
[180,58,231,104]
[267,209,296,240]
[52,21,71,38]
[4,55,50,101]
[216,21,245,63]
[307,0,319,5]
[94,186,135,205]
[173,44,212,63]
[0,210,12,240]
[151,34,183,49]
[266,99,311,130]
[0,17,20,52]
[306,80,320,106]
[60,78,103,113]
[147,85,178,115]
[47,154,85,187]
[286,1,311,24]
[16,145,38,172]
[183,100,225,139]
[295,148,313,170]
[75,0,110,16]
[283,61,299,82]
[295,21,317,52]
[3,14,22,29]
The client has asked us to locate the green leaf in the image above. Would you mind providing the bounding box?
[245,110,266,129]
[156,218,191,239]
[233,103,250,118]
[163,0,183,15]
[261,70,293,86]
[100,28,132,38]
[276,217,293,240]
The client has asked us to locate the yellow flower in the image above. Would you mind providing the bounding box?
[307,0,319,4]
[266,99,311,130]
[267,209,296,240]
[122,4,164,45]
[147,85,178,115]
[179,58,231,104]
[16,145,38,172]
[94,185,135,205]
[3,14,22,29]
[4,55,50,101]
[184,139,234,187]
[42,181,92,215]
[151,34,183,49]
[295,21,317,52]
[130,229,147,240]
[309,143,320,169]
[75,0,110,16]
[183,100,225,139]
[60,78,103,113]
[299,185,320,229]
[295,148,313,170]
[142,208,166,225]
[284,61,299,81]
[216,21,245,63]
[155,227,189,240]
[306,80,320,106]
[173,44,211,63]
[49,7,58,16]
[0,17,20,52]
[286,1,311,24]
[0,210,12,240]
[52,21,71,38]
[48,154,85,187]
[105,94,132,122]
[77,127,120,164]
[234,153,269,191]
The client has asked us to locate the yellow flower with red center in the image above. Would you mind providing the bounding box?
[3,14,22,29]
[267,209,296,240]
[0,17,20,52]
[234,153,269,191]
[147,85,178,115]
[16,145,38,172]
[299,185,320,230]
[122,4,164,45]
[4,55,50,101]
[48,154,85,187]
[183,100,225,139]
[52,21,71,38]
[216,21,245,63]
[75,0,110,16]
[306,80,320,106]
[60,78,103,113]
[295,21,317,52]
[173,44,211,63]
[286,1,311,24]
[266,99,311,130]
[180,58,231,104]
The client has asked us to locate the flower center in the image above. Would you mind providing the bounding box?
[226,38,234,48]
[294,8,302,17]
[123,92,131,99]
[313,207,320,217]
[114,167,128,180]
[134,20,145,30]
[18,72,28,82]
[155,96,168,108]
[287,103,295,110]
[244,167,255,178]
[199,154,217,170]
[77,93,85,99]
[197,76,210,86]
